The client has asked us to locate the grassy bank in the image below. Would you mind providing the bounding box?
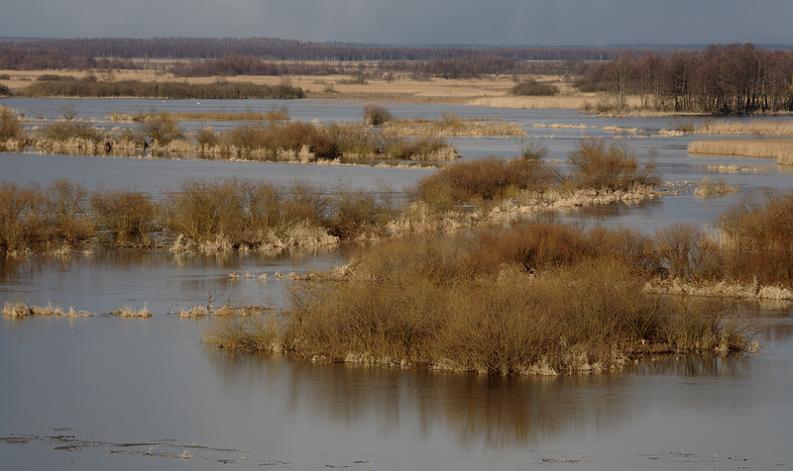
[688,140,793,166]
[207,222,751,375]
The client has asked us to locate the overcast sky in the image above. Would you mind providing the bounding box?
[1,0,791,46]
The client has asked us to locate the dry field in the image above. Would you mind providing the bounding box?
[0,67,638,109]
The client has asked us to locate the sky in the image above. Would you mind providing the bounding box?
[0,0,791,46]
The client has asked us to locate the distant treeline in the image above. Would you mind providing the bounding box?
[19,77,305,99]
[0,37,632,62]
[0,44,139,70]
[577,43,793,114]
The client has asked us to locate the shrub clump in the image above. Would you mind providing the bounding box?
[718,192,793,285]
[417,158,558,210]
[511,78,560,96]
[91,190,159,247]
[569,139,659,190]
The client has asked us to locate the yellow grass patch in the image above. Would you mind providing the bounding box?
[382,116,525,138]
[688,140,793,166]
[694,178,737,197]
[696,119,793,136]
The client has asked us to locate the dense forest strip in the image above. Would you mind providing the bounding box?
[576,44,793,114]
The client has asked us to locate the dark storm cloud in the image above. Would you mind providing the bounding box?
[1,0,790,45]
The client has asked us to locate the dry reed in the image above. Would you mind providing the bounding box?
[688,140,793,166]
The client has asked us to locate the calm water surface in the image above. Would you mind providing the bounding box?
[1,312,791,471]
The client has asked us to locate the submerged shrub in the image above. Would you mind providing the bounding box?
[520,140,549,160]
[141,113,184,144]
[91,191,159,246]
[40,180,94,245]
[363,105,392,126]
[195,127,219,150]
[569,138,659,190]
[326,189,387,240]
[383,137,453,161]
[655,224,724,281]
[0,108,24,142]
[0,183,42,253]
[165,180,248,246]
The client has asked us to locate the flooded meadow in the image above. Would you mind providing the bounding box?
[2,98,793,470]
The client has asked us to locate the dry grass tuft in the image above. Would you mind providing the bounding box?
[2,302,92,318]
[114,305,152,318]
[694,178,737,197]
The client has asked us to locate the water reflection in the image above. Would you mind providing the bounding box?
[203,325,791,451]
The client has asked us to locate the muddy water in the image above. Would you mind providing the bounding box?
[3,98,793,470]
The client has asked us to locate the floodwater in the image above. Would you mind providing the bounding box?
[1,310,792,470]
[2,98,793,470]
